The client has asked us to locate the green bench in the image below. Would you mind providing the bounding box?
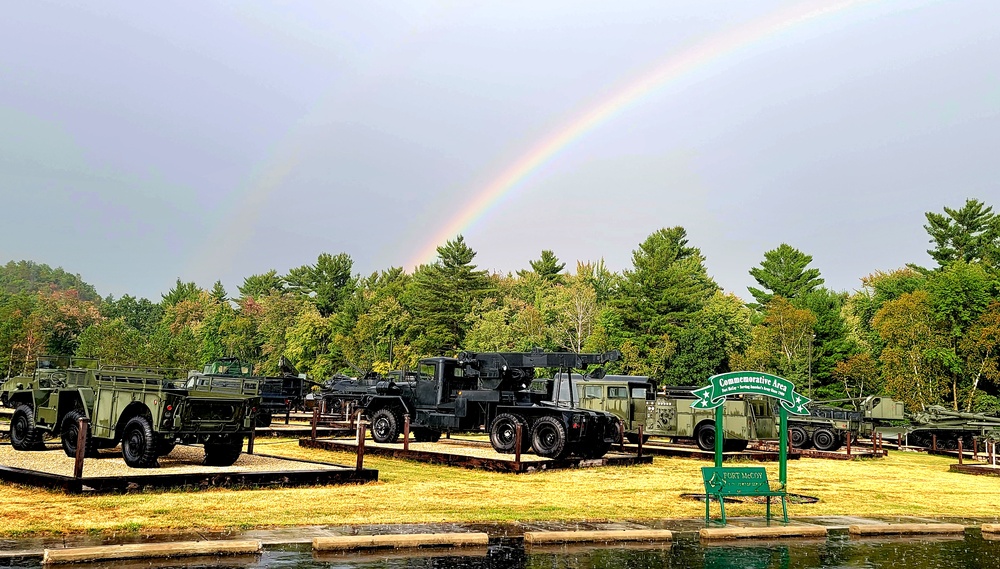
[702,466,788,524]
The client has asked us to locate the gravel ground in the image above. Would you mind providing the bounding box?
[0,443,347,478]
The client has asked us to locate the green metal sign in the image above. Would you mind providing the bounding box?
[691,371,811,415]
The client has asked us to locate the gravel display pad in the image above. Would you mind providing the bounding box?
[0,443,378,492]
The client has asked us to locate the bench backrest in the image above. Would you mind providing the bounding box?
[702,466,774,496]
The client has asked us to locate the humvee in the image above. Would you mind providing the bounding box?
[0,356,260,468]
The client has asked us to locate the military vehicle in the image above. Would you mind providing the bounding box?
[1,355,260,468]
[543,374,779,451]
[787,396,906,451]
[200,357,315,427]
[325,349,622,459]
[903,405,1000,448]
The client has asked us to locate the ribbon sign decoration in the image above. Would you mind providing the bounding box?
[690,371,811,415]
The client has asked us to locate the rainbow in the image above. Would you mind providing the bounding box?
[407,0,874,269]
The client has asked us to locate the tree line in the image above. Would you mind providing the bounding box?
[1,198,998,413]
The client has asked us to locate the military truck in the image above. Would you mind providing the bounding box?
[1,356,260,468]
[544,375,779,451]
[326,349,622,459]
[200,357,315,427]
[787,396,906,451]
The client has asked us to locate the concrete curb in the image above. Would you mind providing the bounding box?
[699,526,828,540]
[848,523,966,536]
[313,533,489,551]
[981,523,1000,534]
[523,530,674,544]
[41,539,262,565]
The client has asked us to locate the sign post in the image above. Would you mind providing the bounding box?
[691,371,810,488]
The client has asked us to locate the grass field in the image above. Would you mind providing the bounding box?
[1,438,998,537]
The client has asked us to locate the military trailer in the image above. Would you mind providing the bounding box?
[325,349,622,459]
[1,356,260,468]
[544,375,779,451]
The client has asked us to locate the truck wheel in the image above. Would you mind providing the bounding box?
[121,416,159,468]
[723,439,748,452]
[695,423,716,452]
[10,404,45,451]
[531,416,568,459]
[204,435,244,466]
[256,409,273,428]
[812,428,841,451]
[370,408,401,443]
[60,410,97,458]
[790,426,810,449]
[490,413,529,454]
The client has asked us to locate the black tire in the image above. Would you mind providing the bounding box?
[812,427,842,451]
[121,415,159,468]
[204,434,244,466]
[490,413,529,454]
[370,408,401,443]
[60,410,97,458]
[580,437,614,459]
[790,426,811,449]
[531,416,568,459]
[695,423,716,452]
[10,404,45,451]
[156,436,177,457]
[624,433,650,445]
[256,409,273,428]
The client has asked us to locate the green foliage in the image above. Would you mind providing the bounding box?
[0,260,100,302]
[160,279,201,307]
[238,270,285,299]
[747,243,824,306]
[100,295,162,334]
[285,252,356,317]
[923,198,1000,267]
[519,250,565,283]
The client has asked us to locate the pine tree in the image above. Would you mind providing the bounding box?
[748,243,824,306]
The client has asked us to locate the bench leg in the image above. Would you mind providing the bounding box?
[766,496,771,524]
[781,496,788,523]
[719,496,726,525]
[705,494,710,524]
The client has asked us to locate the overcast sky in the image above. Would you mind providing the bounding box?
[2,0,998,302]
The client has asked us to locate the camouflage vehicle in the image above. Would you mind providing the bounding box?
[544,375,779,451]
[901,405,1000,448]
[1,356,260,468]
[325,349,622,459]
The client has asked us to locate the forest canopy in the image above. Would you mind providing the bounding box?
[2,199,998,413]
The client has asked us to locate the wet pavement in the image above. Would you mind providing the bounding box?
[3,515,1000,560]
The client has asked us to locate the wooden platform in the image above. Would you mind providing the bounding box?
[749,442,882,460]
[0,444,377,493]
[628,441,796,462]
[949,463,1000,477]
[300,437,652,473]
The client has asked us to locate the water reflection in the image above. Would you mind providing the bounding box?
[4,533,1000,569]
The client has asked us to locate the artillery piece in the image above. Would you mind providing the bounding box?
[905,405,1000,448]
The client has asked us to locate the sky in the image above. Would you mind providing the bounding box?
[1,0,998,302]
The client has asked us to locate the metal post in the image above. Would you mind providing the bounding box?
[403,414,410,451]
[778,406,787,488]
[715,405,724,469]
[73,417,89,479]
[958,438,963,465]
[808,334,815,399]
[514,423,522,471]
[973,437,979,461]
[846,431,851,457]
[619,421,625,452]
[356,419,366,471]
[637,426,644,457]
[247,426,256,455]
[311,407,319,440]
[285,403,291,425]
[932,434,937,452]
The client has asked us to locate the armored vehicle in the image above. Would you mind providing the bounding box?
[1,356,260,468]
[904,405,1000,448]
[544,375,779,451]
[326,349,622,459]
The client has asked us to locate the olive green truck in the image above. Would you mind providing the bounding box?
[1,356,260,468]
